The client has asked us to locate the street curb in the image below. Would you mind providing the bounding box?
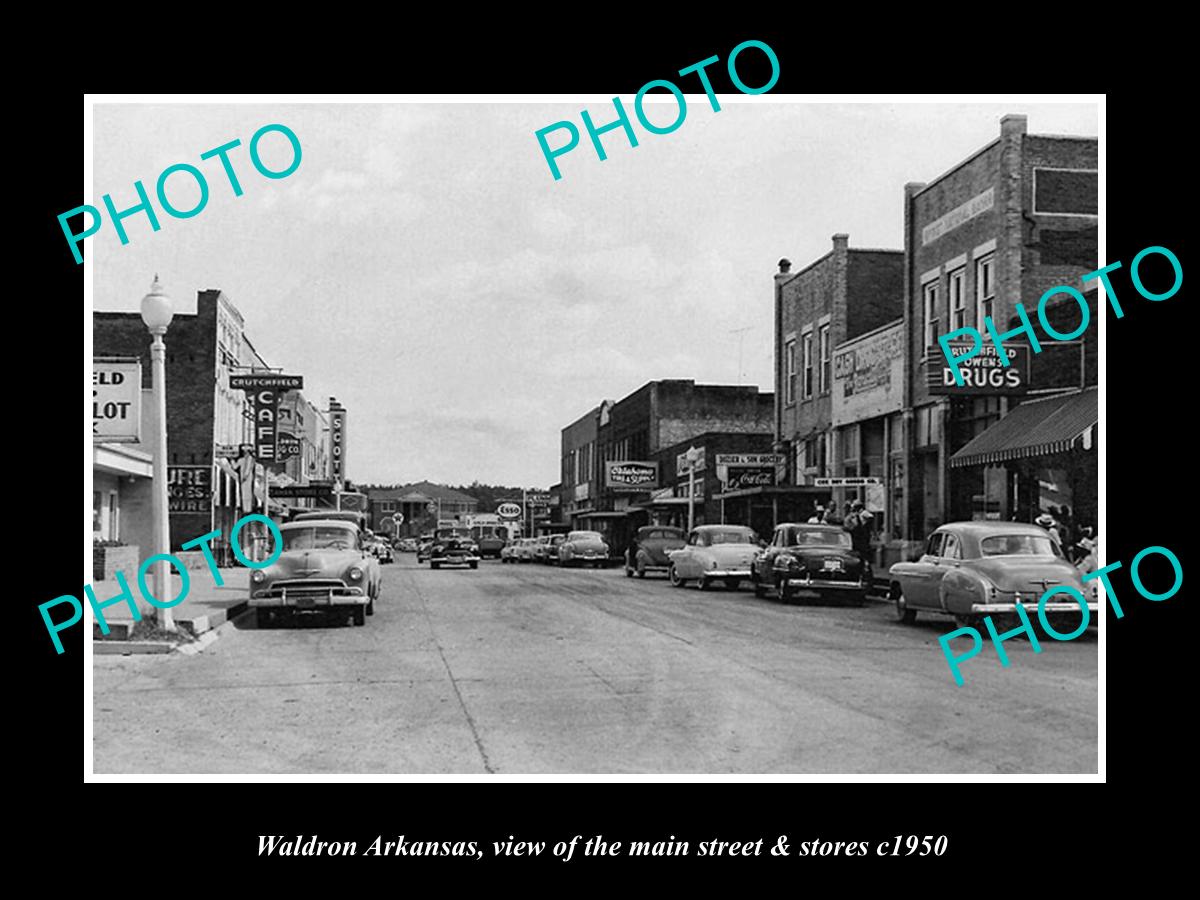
[94,640,174,655]
[176,605,252,656]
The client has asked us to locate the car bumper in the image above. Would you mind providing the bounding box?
[250,587,367,608]
[782,575,867,591]
[971,601,1099,614]
[432,555,480,564]
[706,568,752,579]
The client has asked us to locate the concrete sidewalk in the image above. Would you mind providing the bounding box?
[92,565,250,640]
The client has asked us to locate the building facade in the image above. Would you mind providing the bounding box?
[902,114,1098,539]
[560,405,601,528]
[368,482,479,537]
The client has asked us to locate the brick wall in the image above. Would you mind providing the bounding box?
[846,251,904,341]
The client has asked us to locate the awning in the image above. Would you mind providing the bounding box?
[950,387,1097,468]
[582,510,632,518]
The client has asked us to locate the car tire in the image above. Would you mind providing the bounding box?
[894,586,917,624]
[637,562,647,578]
[352,606,365,627]
[697,576,712,591]
[470,561,478,569]
[724,578,741,591]
[256,608,271,629]
[669,565,685,588]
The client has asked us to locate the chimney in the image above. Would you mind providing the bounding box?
[1001,113,1028,139]
[778,258,792,274]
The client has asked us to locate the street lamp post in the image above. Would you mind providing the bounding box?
[140,276,175,632]
[685,445,701,533]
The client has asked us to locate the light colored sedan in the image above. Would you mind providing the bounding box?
[667,525,761,591]
[558,531,610,568]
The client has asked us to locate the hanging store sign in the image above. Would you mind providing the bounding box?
[277,432,301,461]
[230,374,304,463]
[927,341,1030,395]
[605,461,658,491]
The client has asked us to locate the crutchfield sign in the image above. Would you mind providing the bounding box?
[927,340,1030,395]
[230,373,304,463]
[93,358,142,442]
[605,461,658,491]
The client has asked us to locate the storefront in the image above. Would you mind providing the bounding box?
[949,386,1097,534]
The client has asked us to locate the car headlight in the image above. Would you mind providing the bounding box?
[348,568,363,581]
[251,570,266,583]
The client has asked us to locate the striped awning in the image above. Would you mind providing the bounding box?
[950,386,1097,468]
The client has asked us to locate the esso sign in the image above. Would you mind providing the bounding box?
[496,502,522,519]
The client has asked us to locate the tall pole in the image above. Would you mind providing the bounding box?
[149,329,174,631]
[688,463,696,533]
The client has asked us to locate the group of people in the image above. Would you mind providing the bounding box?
[1033,503,1096,571]
[808,500,874,558]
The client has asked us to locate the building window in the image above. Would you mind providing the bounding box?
[784,340,796,404]
[923,279,940,355]
[976,254,995,326]
[949,268,966,330]
[802,331,814,399]
[819,323,831,394]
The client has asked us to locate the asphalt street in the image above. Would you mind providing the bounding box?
[93,556,1099,774]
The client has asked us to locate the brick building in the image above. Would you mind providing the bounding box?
[902,114,1098,538]
[560,405,601,528]
[566,380,774,551]
[773,234,904,523]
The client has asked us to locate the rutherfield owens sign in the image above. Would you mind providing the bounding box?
[927,341,1029,395]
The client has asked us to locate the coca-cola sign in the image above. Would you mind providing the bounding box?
[724,466,776,491]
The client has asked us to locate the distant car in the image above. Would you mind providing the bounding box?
[625,525,686,578]
[499,540,521,563]
[397,538,418,553]
[558,531,609,567]
[472,527,507,559]
[416,533,435,563]
[751,523,868,604]
[513,538,538,562]
[888,521,1099,627]
[542,534,567,565]
[667,525,759,591]
[248,519,381,627]
[371,540,394,564]
[430,528,480,570]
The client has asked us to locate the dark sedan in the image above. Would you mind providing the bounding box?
[430,530,480,570]
[624,525,686,578]
[751,523,868,604]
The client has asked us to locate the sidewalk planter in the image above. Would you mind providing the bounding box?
[94,544,140,582]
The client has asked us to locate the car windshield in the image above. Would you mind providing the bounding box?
[707,528,756,545]
[568,532,602,541]
[979,534,1063,557]
[282,526,356,551]
[783,527,851,548]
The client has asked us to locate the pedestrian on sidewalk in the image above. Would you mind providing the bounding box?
[807,505,825,524]
[822,501,843,526]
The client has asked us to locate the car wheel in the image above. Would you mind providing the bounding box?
[256,608,271,629]
[724,578,741,591]
[469,561,478,569]
[669,565,685,588]
[636,560,647,578]
[352,606,365,626]
[697,576,712,591]
[894,586,917,624]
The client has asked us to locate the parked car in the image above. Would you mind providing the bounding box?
[396,537,419,553]
[751,523,868,604]
[625,525,686,578]
[292,509,368,531]
[513,538,538,563]
[667,525,760,591]
[430,528,481,570]
[248,519,380,627]
[558,531,610,567]
[416,533,435,563]
[888,521,1099,627]
[499,540,521,563]
[542,534,567,565]
[471,525,507,560]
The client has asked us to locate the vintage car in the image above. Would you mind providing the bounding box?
[667,525,760,590]
[396,537,419,553]
[543,534,567,564]
[558,531,610,567]
[293,509,368,531]
[416,533,435,563]
[751,523,868,604]
[248,519,381,627]
[471,525,508,560]
[430,528,481,569]
[369,539,394,564]
[888,521,1099,627]
[624,525,686,578]
[514,538,539,562]
[499,540,519,563]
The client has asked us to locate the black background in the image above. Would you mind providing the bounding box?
[24,25,1189,885]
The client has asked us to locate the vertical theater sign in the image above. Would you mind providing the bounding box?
[329,398,348,483]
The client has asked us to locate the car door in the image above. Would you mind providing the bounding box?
[676,531,699,577]
[904,531,945,609]
[930,532,964,612]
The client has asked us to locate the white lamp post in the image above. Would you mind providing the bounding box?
[140,276,175,632]
[685,446,701,533]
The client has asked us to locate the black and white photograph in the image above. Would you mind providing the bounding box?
[79,94,1107,777]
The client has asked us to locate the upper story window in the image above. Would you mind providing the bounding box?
[802,331,814,399]
[976,254,995,327]
[949,268,966,330]
[818,323,831,394]
[923,279,941,356]
[784,339,796,405]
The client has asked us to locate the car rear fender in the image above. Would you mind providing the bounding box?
[941,567,990,615]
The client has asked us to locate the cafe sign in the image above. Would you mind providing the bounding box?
[92,358,141,443]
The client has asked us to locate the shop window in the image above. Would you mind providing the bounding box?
[949,268,966,330]
[976,254,995,326]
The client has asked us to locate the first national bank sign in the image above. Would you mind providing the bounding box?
[230,373,303,462]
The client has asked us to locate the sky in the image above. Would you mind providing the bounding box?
[92,99,1098,488]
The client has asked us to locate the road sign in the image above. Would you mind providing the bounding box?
[394,513,405,525]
